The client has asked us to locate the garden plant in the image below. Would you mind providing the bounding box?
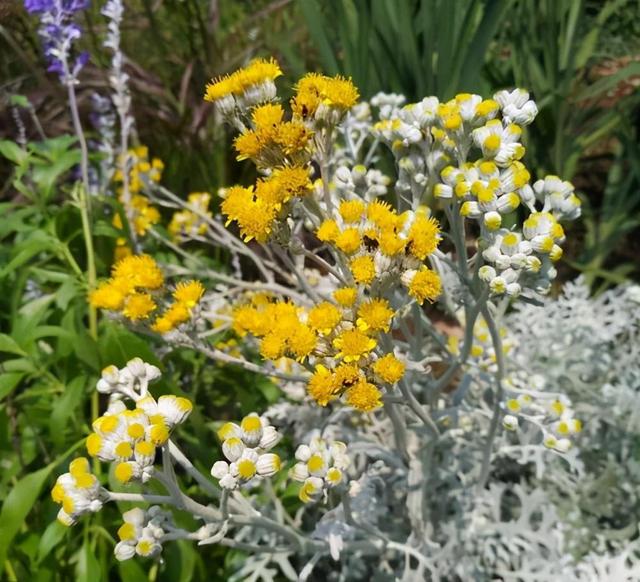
[2,1,640,581]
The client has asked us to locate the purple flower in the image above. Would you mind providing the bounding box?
[24,0,90,83]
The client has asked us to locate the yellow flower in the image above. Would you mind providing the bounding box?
[339,200,365,223]
[308,365,338,406]
[350,256,376,285]
[408,214,440,260]
[89,281,126,310]
[367,200,398,231]
[335,228,362,254]
[204,58,282,102]
[111,255,164,290]
[333,287,358,307]
[291,73,359,119]
[173,280,205,308]
[408,268,442,305]
[316,219,340,243]
[333,329,376,362]
[307,302,342,335]
[372,354,405,384]
[234,131,262,161]
[378,230,406,256]
[260,332,286,360]
[252,103,285,129]
[122,292,157,321]
[356,299,394,332]
[288,324,317,361]
[345,380,382,412]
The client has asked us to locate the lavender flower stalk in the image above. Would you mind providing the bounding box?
[102,0,138,249]
[24,0,90,84]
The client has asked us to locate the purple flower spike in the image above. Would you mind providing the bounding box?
[24,0,90,83]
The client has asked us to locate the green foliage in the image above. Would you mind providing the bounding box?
[0,134,284,579]
[293,0,513,100]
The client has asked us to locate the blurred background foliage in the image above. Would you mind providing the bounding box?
[0,0,639,579]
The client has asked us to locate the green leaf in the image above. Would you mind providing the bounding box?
[0,334,27,356]
[0,372,25,400]
[0,140,28,166]
[9,95,30,108]
[37,520,68,564]
[117,558,147,582]
[49,376,87,446]
[0,466,55,565]
[100,324,161,368]
[299,0,340,74]
[75,541,102,582]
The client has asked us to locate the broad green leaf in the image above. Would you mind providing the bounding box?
[0,466,56,565]
[0,440,83,565]
[100,324,161,368]
[0,372,25,400]
[0,334,27,356]
[37,520,68,564]
[75,541,102,582]
[0,140,28,166]
[49,375,87,446]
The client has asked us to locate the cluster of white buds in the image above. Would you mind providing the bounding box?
[332,164,390,201]
[368,86,579,299]
[87,360,192,483]
[210,413,282,490]
[501,374,582,453]
[114,506,170,561]
[289,436,350,503]
[51,458,104,526]
[96,357,161,400]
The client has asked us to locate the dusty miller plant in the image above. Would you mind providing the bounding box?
[34,31,640,578]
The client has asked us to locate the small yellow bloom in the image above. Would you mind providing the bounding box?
[333,287,358,307]
[408,268,442,305]
[345,380,382,412]
[372,353,405,384]
[335,228,362,255]
[350,256,376,285]
[356,298,394,332]
[333,329,376,362]
[173,280,205,308]
[307,302,342,335]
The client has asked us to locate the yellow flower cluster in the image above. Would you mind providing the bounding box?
[89,255,204,332]
[210,63,359,245]
[168,192,212,241]
[221,166,312,242]
[317,201,442,303]
[151,280,205,334]
[232,292,406,412]
[291,73,360,121]
[112,146,163,259]
[234,103,313,168]
[204,58,282,103]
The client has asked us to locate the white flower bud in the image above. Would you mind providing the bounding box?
[554,438,572,453]
[258,426,281,450]
[503,414,518,431]
[126,357,146,378]
[222,437,245,462]
[289,462,309,482]
[478,265,496,282]
[114,541,136,561]
[219,473,238,490]
[256,453,281,477]
[211,460,229,480]
[295,444,311,462]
